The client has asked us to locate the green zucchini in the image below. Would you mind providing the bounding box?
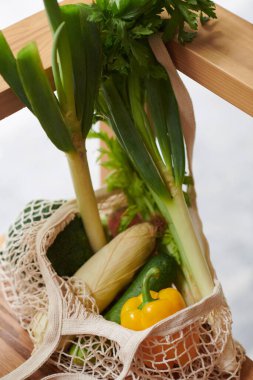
[104,251,178,324]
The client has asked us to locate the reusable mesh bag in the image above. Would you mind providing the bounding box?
[0,196,245,380]
[0,36,246,379]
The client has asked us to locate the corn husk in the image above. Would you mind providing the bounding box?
[74,222,156,312]
[30,311,48,348]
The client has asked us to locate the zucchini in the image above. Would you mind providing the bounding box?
[104,251,178,324]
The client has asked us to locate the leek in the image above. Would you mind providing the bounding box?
[0,1,107,252]
[99,75,213,301]
[92,0,216,301]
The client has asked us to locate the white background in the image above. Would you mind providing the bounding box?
[0,0,252,357]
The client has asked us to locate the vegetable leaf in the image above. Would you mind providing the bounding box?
[0,31,31,110]
[51,22,67,108]
[17,43,74,152]
[146,76,185,186]
[60,5,87,125]
[79,5,103,138]
[101,78,170,200]
[90,128,181,261]
[43,0,75,115]
[163,0,216,44]
[89,129,157,219]
[60,4,102,138]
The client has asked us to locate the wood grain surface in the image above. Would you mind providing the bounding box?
[167,5,253,117]
[0,2,253,119]
[0,292,60,379]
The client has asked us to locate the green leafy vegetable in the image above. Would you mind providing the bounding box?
[101,77,170,200]
[0,32,31,110]
[146,75,185,185]
[91,0,215,301]
[90,129,180,261]
[163,0,217,43]
[17,43,74,152]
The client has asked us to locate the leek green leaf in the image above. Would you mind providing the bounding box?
[43,0,63,32]
[17,43,74,152]
[61,5,86,123]
[146,76,185,186]
[101,78,170,200]
[0,31,31,110]
[43,0,75,115]
[51,22,67,108]
[79,5,102,138]
[61,4,102,138]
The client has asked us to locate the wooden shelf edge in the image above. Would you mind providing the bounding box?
[0,2,253,120]
[167,5,253,116]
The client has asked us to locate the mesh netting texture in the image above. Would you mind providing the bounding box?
[0,198,245,380]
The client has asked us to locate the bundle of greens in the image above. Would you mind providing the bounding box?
[91,0,216,302]
[0,0,216,308]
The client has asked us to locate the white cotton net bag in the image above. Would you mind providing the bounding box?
[0,196,245,380]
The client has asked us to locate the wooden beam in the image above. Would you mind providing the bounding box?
[167,6,253,117]
[0,2,253,120]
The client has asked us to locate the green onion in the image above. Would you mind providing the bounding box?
[0,0,107,252]
[0,31,31,110]
[17,42,74,152]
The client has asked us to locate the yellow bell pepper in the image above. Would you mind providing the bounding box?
[120,267,186,331]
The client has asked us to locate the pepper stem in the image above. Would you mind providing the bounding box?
[139,267,160,309]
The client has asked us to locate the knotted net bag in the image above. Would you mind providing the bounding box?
[0,36,245,379]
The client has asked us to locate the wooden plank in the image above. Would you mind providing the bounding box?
[167,6,253,117]
[0,292,60,379]
[0,3,253,119]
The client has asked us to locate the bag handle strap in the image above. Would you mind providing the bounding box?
[1,227,64,380]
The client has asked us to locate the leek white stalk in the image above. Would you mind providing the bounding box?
[164,191,213,299]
